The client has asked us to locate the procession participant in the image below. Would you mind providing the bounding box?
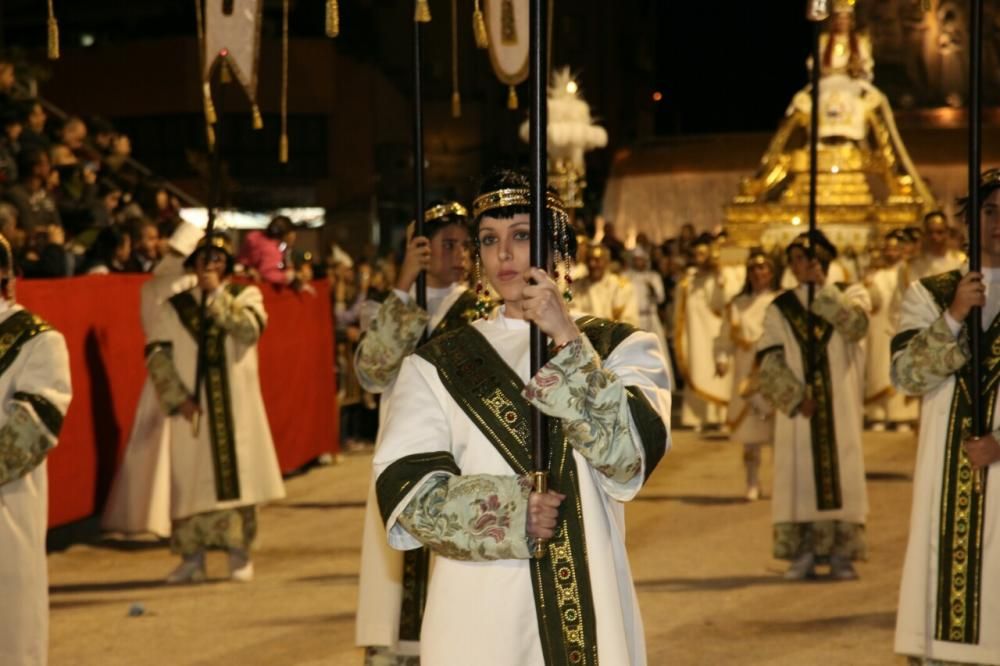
[624,246,669,366]
[145,232,284,583]
[374,168,671,665]
[756,230,870,580]
[893,170,1000,666]
[714,250,778,500]
[899,211,967,287]
[573,242,640,327]
[0,234,72,666]
[353,200,474,665]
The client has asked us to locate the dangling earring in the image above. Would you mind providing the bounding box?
[473,254,491,319]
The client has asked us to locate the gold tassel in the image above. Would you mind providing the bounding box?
[452,91,462,118]
[473,0,489,49]
[220,61,232,83]
[326,0,340,37]
[415,0,432,23]
[206,124,216,150]
[507,85,518,110]
[252,105,263,130]
[279,133,289,163]
[203,83,217,125]
[47,0,60,60]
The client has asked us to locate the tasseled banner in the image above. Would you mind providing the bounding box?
[451,91,462,118]
[415,0,432,23]
[279,133,289,164]
[473,0,488,48]
[507,85,518,110]
[326,0,340,37]
[252,105,263,130]
[220,61,232,83]
[47,0,60,60]
[203,83,218,125]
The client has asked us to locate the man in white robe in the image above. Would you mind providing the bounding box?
[145,232,285,583]
[674,234,735,430]
[898,211,967,288]
[624,246,669,371]
[864,229,918,430]
[756,230,870,580]
[353,203,474,665]
[893,173,1000,665]
[0,236,72,666]
[102,220,202,538]
[573,244,640,328]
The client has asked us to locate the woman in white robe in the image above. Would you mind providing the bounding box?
[756,231,870,581]
[145,233,284,583]
[0,241,72,666]
[714,251,777,500]
[373,171,671,666]
[892,178,1000,666]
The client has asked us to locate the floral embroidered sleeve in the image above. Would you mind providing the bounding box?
[811,284,869,342]
[890,315,969,396]
[757,349,806,415]
[208,287,266,346]
[396,473,532,561]
[522,334,643,484]
[146,343,190,415]
[355,292,429,393]
[0,402,55,486]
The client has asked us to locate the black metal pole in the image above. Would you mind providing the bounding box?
[413,14,427,310]
[969,0,984,439]
[193,65,225,409]
[806,17,822,386]
[530,0,550,558]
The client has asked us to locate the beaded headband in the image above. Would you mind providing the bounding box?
[471,188,566,220]
[424,201,468,224]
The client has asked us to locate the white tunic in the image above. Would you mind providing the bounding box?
[674,269,732,425]
[864,264,918,423]
[624,269,669,371]
[758,285,870,525]
[716,290,776,445]
[355,282,468,654]
[373,313,672,666]
[573,273,640,327]
[102,255,197,536]
[149,285,285,519]
[0,306,72,666]
[894,276,1000,665]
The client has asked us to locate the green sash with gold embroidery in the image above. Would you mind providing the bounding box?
[413,316,664,666]
[917,270,994,645]
[431,289,478,339]
[0,310,52,378]
[773,289,842,511]
[170,285,245,502]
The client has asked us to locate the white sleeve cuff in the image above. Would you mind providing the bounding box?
[392,288,412,305]
[943,310,963,337]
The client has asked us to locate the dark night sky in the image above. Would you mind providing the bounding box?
[0,0,818,138]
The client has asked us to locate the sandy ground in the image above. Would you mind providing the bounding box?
[48,429,918,665]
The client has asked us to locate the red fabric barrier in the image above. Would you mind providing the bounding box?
[18,275,339,528]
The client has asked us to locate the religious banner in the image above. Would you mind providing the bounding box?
[200,0,265,130]
[484,0,529,108]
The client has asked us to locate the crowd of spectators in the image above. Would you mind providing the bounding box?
[0,57,184,279]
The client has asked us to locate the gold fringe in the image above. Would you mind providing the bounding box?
[326,0,340,37]
[203,83,218,125]
[451,91,462,118]
[507,85,518,110]
[220,61,232,83]
[279,133,289,163]
[473,0,489,49]
[252,105,263,130]
[415,0,432,23]
[47,0,60,60]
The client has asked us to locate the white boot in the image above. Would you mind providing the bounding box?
[782,552,816,581]
[228,548,254,582]
[166,552,206,584]
[743,443,762,501]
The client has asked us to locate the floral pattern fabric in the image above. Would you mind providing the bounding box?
[812,284,869,342]
[396,473,532,562]
[355,293,429,393]
[0,402,54,486]
[773,520,867,561]
[170,506,257,557]
[365,646,420,666]
[207,287,265,346]
[891,316,970,396]
[146,344,190,414]
[522,335,643,484]
[757,349,806,415]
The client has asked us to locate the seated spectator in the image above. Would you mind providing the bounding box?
[0,203,21,260]
[237,215,298,287]
[50,143,98,237]
[0,103,25,185]
[0,58,15,106]
[92,178,124,228]
[79,224,131,275]
[125,218,160,273]
[5,148,61,234]
[59,116,87,157]
[19,101,50,155]
[20,222,72,278]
